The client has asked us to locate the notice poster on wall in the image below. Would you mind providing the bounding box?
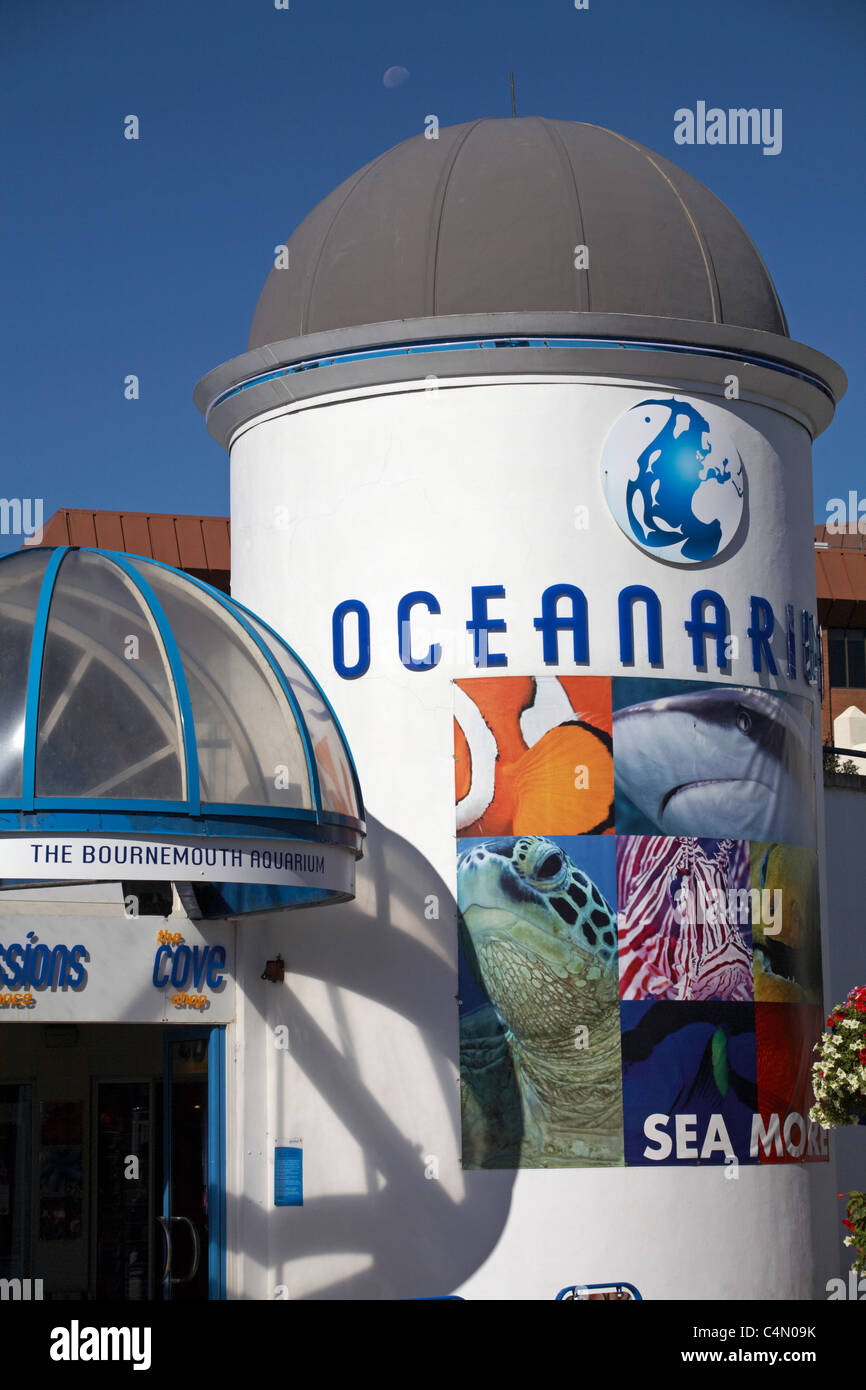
[454,674,826,1170]
[274,1141,303,1207]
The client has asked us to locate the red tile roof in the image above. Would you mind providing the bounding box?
[814,524,866,626]
[40,510,231,593]
[36,513,866,621]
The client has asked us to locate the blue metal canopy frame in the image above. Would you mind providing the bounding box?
[0,546,365,864]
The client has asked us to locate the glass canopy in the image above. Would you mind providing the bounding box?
[0,547,364,855]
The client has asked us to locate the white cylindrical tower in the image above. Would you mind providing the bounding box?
[197,118,846,1300]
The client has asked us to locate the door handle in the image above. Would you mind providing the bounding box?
[156,1216,172,1285]
[169,1215,201,1285]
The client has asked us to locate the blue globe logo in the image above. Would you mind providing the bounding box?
[601,396,745,565]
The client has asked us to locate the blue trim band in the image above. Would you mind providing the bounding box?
[31,798,316,816]
[193,881,349,918]
[21,798,362,832]
[161,1033,172,1302]
[207,1026,226,1300]
[21,547,67,812]
[206,333,836,416]
[0,808,363,851]
[101,551,202,815]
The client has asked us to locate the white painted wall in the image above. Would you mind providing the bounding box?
[226,373,838,1300]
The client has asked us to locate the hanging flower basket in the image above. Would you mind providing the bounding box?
[810,986,866,1129]
[840,1192,866,1276]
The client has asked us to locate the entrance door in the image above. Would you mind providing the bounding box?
[0,1025,225,1300]
[94,1078,155,1299]
[160,1028,225,1301]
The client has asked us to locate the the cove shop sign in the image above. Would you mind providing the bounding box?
[0,920,235,1022]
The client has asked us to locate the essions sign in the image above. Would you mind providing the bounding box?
[0,834,353,894]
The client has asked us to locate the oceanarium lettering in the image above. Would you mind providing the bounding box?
[332,585,821,683]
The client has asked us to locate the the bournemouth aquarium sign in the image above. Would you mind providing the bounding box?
[0,835,350,894]
[331,394,827,1170]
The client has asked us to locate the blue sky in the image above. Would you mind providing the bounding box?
[2,0,863,552]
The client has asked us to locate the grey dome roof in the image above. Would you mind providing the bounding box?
[249,116,788,347]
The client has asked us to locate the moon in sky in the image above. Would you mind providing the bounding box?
[383,66,409,88]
